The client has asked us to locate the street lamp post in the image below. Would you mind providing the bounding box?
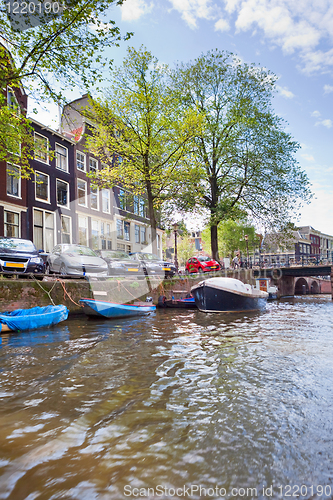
[173,223,179,274]
[245,234,249,268]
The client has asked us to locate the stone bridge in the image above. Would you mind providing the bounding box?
[254,265,333,298]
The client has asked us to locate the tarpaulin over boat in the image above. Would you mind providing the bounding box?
[0,305,68,332]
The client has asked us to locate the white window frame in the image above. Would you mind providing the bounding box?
[116,219,124,239]
[6,163,21,199]
[35,171,50,203]
[102,188,110,214]
[4,210,20,238]
[135,224,140,244]
[7,87,20,115]
[34,132,49,164]
[33,208,55,252]
[78,216,88,246]
[56,178,70,208]
[77,179,87,207]
[76,150,86,171]
[90,185,99,211]
[89,157,98,172]
[91,219,99,250]
[55,143,68,172]
[61,215,72,244]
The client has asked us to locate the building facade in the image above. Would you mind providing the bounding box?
[0,87,163,257]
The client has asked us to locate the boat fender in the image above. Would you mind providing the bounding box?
[158,295,167,307]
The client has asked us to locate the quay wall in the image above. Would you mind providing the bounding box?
[0,270,257,314]
[0,270,331,314]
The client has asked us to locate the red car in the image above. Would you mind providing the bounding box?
[185,256,221,274]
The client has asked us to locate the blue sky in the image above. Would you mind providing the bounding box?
[31,0,333,235]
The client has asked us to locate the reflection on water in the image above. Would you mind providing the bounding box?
[0,296,333,499]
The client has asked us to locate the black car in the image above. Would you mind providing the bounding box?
[0,237,45,276]
[96,250,145,277]
[129,252,177,278]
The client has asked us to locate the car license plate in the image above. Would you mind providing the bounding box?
[127,268,139,272]
[4,262,25,268]
[163,267,171,271]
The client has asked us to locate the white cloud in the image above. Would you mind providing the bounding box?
[168,0,216,29]
[311,110,321,118]
[324,84,333,94]
[301,153,315,161]
[121,0,153,22]
[315,118,333,128]
[166,0,333,73]
[215,18,230,32]
[276,85,294,98]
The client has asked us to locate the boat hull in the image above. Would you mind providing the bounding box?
[80,299,156,319]
[191,278,267,313]
[0,305,68,332]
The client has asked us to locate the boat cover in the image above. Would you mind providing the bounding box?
[0,305,69,332]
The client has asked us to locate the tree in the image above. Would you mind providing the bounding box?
[172,50,312,261]
[0,0,132,173]
[201,219,260,261]
[86,46,200,254]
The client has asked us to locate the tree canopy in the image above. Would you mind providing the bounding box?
[0,0,132,173]
[86,46,200,254]
[171,49,312,260]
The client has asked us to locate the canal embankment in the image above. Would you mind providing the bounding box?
[0,268,331,314]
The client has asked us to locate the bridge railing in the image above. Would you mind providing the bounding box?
[240,254,333,269]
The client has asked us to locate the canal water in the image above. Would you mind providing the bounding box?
[0,296,333,500]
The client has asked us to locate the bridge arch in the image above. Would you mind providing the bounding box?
[310,280,320,294]
[294,278,309,295]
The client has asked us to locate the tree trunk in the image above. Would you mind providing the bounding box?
[210,224,219,261]
[145,174,158,256]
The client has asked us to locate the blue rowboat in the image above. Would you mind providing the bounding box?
[0,305,69,332]
[80,298,156,319]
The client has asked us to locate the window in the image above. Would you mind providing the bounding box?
[117,219,123,239]
[78,216,88,245]
[35,172,49,202]
[55,143,68,172]
[77,179,87,206]
[4,211,19,237]
[61,215,71,244]
[7,87,19,115]
[89,158,98,172]
[124,221,130,241]
[117,243,125,251]
[102,189,110,213]
[134,196,139,215]
[57,179,69,207]
[34,133,49,164]
[139,199,145,217]
[91,220,99,249]
[141,226,147,244]
[135,224,140,243]
[76,151,86,171]
[6,164,21,198]
[33,209,54,252]
[90,186,99,210]
[119,189,126,210]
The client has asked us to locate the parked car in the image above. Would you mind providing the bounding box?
[130,252,177,278]
[96,250,145,277]
[185,256,221,274]
[46,244,108,277]
[0,237,45,277]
